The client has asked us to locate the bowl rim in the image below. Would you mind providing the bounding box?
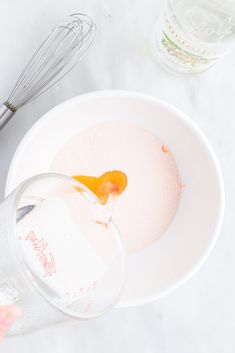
[5,90,225,306]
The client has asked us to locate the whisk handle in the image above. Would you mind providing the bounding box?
[0,104,15,130]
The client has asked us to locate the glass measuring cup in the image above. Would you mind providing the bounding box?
[0,173,125,335]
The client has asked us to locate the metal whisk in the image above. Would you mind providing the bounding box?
[0,13,96,130]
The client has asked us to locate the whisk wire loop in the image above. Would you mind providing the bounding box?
[6,13,95,110]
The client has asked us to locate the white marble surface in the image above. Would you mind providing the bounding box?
[0,0,235,352]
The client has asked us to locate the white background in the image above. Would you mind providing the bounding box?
[0,0,235,352]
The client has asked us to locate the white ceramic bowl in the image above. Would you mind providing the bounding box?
[5,90,224,307]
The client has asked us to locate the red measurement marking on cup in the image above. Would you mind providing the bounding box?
[64,280,98,309]
[76,281,98,300]
[24,230,56,277]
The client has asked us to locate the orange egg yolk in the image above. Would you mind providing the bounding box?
[73,171,127,205]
